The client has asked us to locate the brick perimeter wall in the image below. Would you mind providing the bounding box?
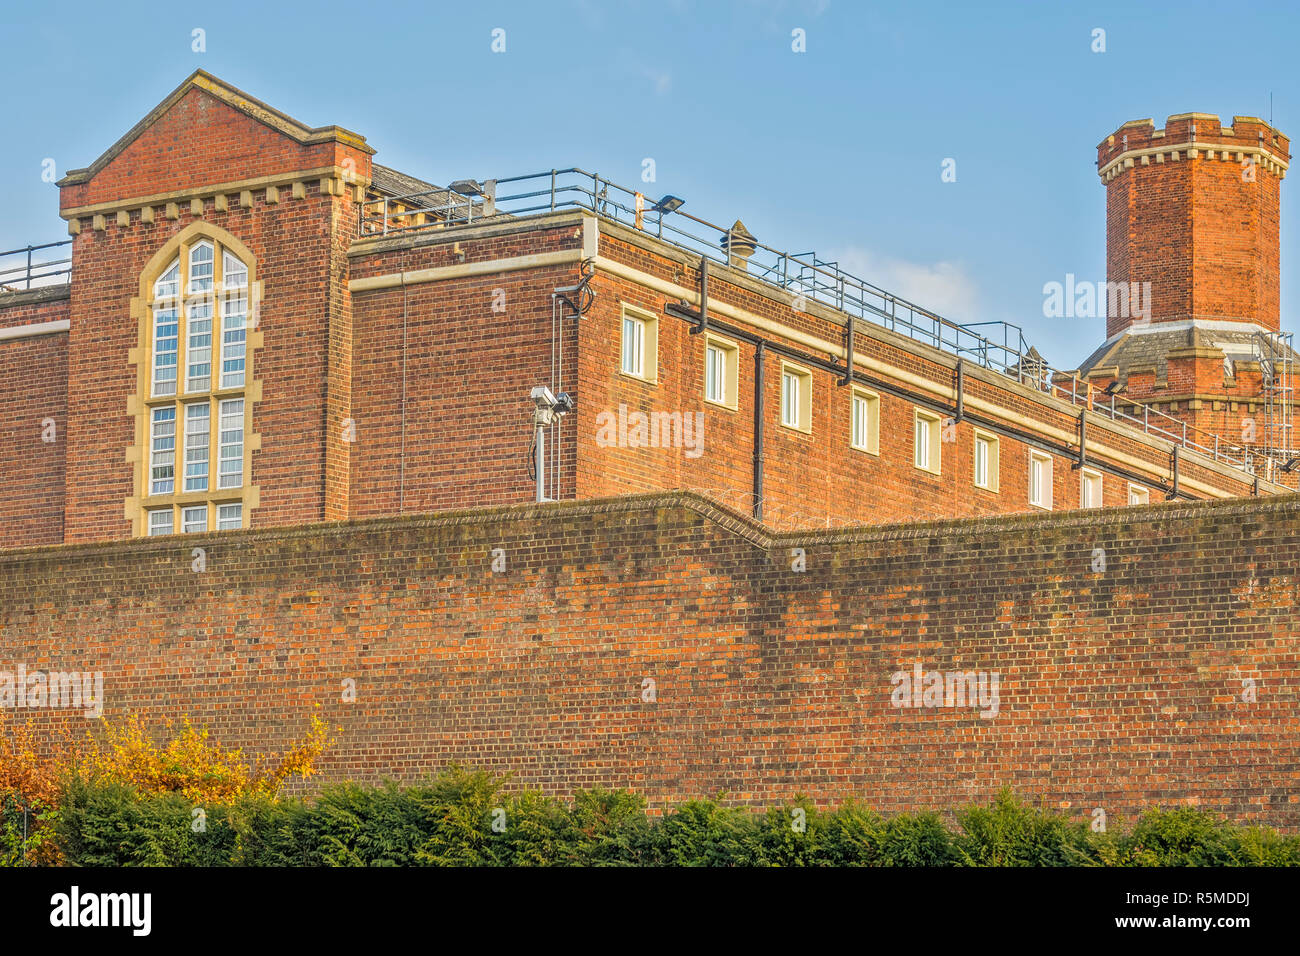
[2,491,1297,826]
[0,292,69,547]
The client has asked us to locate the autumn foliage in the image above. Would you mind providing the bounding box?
[0,712,332,865]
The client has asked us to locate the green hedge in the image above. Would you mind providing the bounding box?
[49,771,1300,867]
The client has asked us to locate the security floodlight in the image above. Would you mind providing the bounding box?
[450,179,484,196]
[529,387,574,503]
[651,195,684,214]
[1103,381,1125,395]
[1282,458,1300,473]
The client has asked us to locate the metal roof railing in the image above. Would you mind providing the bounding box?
[0,240,72,292]
[360,168,1268,474]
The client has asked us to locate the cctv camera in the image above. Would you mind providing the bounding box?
[530,385,557,407]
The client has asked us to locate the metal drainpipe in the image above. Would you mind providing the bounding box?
[753,341,766,521]
[535,419,546,503]
[954,358,964,422]
[689,257,709,335]
[399,250,408,513]
[1078,410,1087,468]
[1170,445,1181,499]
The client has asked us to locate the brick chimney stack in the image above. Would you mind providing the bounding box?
[1097,113,1289,339]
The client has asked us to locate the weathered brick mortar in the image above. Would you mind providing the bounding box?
[1,490,1296,825]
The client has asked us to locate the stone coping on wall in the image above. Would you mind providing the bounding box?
[3,488,1297,566]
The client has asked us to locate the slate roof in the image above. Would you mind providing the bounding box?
[367,164,495,222]
[1076,323,1297,380]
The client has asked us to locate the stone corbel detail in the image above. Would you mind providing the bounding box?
[58,165,375,223]
[116,211,130,229]
[1101,142,1287,181]
[214,194,228,213]
[67,218,81,236]
[141,206,155,224]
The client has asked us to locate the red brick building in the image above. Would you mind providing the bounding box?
[1075,113,1297,481]
[0,73,1291,550]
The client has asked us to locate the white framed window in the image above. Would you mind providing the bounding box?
[154,259,180,299]
[218,398,244,489]
[184,402,210,492]
[187,241,215,294]
[622,315,643,375]
[186,298,212,393]
[1081,468,1103,509]
[781,370,799,427]
[619,304,658,382]
[149,407,176,496]
[151,261,180,397]
[1128,483,1149,506]
[913,409,941,474]
[221,251,248,389]
[1029,451,1053,509]
[780,363,812,432]
[216,502,243,531]
[850,388,880,455]
[705,343,724,402]
[703,334,738,409]
[973,430,999,491]
[147,509,173,536]
[181,505,208,534]
[140,235,252,537]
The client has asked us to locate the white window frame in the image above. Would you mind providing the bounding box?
[220,251,249,390]
[1029,450,1053,510]
[780,362,812,433]
[217,398,244,490]
[619,304,658,383]
[181,505,208,534]
[913,409,941,475]
[1081,468,1104,509]
[703,334,738,409]
[187,240,215,294]
[151,262,179,398]
[973,429,999,492]
[147,509,173,536]
[185,296,213,394]
[1128,483,1149,506]
[216,502,243,531]
[183,401,210,492]
[850,387,880,455]
[149,406,176,496]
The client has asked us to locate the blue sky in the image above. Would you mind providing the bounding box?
[1,0,1294,366]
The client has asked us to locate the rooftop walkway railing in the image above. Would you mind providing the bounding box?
[360,167,1264,474]
[0,240,72,291]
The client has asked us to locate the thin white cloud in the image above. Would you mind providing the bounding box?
[641,67,672,95]
[832,246,980,323]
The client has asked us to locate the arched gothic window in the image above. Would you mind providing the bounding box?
[141,234,251,535]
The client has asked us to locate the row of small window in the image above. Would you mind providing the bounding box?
[921,416,1151,509]
[152,241,248,398]
[619,309,818,425]
[621,308,1155,509]
[148,399,244,496]
[147,502,243,536]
